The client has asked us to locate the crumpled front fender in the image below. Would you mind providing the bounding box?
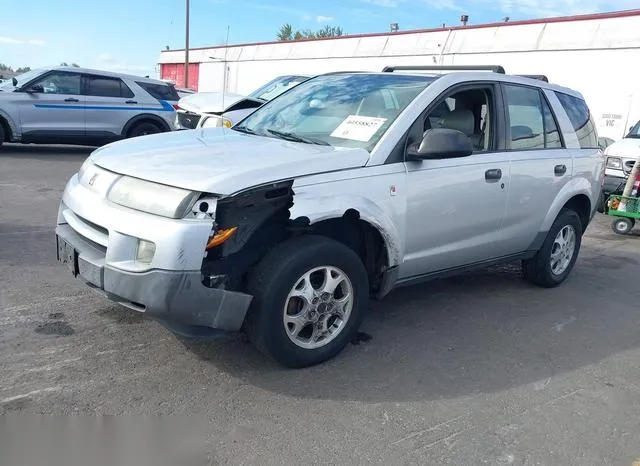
[289,192,403,267]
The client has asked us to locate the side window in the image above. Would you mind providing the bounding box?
[504,85,563,150]
[555,92,599,149]
[29,72,81,95]
[85,76,134,98]
[136,82,179,101]
[423,88,494,152]
[541,94,562,148]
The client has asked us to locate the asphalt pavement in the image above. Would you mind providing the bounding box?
[1,144,640,465]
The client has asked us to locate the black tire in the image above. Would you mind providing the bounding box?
[611,217,635,235]
[522,209,583,288]
[127,121,161,138]
[245,235,369,368]
[0,121,5,146]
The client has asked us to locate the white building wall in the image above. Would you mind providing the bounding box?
[160,12,640,140]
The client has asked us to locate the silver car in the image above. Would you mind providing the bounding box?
[55,66,604,368]
[0,67,178,147]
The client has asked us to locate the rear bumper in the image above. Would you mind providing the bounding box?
[56,224,252,332]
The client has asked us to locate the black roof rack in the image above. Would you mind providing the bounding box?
[382,65,506,74]
[517,74,549,82]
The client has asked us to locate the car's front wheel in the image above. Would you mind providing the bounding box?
[522,209,583,288]
[245,235,369,368]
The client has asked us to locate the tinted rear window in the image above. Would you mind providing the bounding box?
[85,76,134,98]
[136,82,179,101]
[555,92,598,149]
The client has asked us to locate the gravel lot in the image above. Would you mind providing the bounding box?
[1,144,640,465]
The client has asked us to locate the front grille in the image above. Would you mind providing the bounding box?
[76,214,109,237]
[177,111,200,129]
[624,160,635,175]
[63,206,108,253]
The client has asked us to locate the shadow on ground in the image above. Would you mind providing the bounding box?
[181,254,640,403]
[0,144,94,161]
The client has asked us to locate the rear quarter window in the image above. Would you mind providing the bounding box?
[555,92,599,149]
[136,82,179,101]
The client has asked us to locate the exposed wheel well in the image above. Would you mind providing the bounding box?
[0,116,11,142]
[562,194,591,231]
[308,210,389,293]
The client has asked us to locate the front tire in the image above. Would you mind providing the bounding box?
[611,217,635,235]
[523,209,583,288]
[245,235,369,368]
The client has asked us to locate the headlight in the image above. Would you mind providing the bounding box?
[606,156,622,170]
[200,115,232,129]
[108,176,200,219]
[77,158,93,184]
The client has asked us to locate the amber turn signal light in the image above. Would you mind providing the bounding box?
[206,227,238,249]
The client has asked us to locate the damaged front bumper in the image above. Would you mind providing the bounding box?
[56,223,252,334]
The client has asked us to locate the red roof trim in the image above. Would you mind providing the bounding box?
[163,9,640,54]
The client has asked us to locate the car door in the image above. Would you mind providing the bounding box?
[16,70,84,140]
[82,74,139,140]
[498,84,573,255]
[400,82,512,279]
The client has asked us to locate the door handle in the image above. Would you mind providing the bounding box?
[554,164,567,176]
[125,100,138,104]
[64,98,79,102]
[485,168,502,182]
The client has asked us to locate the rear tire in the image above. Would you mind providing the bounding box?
[245,235,369,368]
[522,209,583,288]
[127,121,162,138]
[611,217,635,235]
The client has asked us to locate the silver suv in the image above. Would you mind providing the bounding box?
[55,66,604,368]
[0,67,178,147]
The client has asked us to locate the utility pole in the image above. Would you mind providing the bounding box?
[185,0,190,89]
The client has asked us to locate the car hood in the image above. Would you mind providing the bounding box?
[605,138,640,159]
[178,92,260,114]
[90,128,371,194]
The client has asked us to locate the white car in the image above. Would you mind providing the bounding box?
[175,75,308,130]
[56,66,603,368]
[603,120,639,193]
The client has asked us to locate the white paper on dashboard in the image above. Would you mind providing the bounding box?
[330,115,387,142]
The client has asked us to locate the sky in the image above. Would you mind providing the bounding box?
[1,0,637,78]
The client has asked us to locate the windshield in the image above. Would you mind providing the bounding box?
[0,69,46,91]
[235,73,434,151]
[626,120,640,139]
[248,75,309,101]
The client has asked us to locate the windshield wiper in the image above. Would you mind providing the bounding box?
[267,129,330,146]
[232,125,258,135]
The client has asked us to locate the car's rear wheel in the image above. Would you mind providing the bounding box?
[245,235,369,368]
[522,209,583,288]
[611,217,635,235]
[127,121,162,138]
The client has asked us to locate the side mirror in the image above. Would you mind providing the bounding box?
[12,77,18,86]
[407,128,474,160]
[25,85,44,94]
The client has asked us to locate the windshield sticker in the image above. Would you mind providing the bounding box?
[330,115,387,142]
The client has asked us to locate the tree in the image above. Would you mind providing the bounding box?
[0,63,12,71]
[277,23,293,41]
[315,25,344,38]
[16,66,31,73]
[277,24,344,41]
[60,62,80,67]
